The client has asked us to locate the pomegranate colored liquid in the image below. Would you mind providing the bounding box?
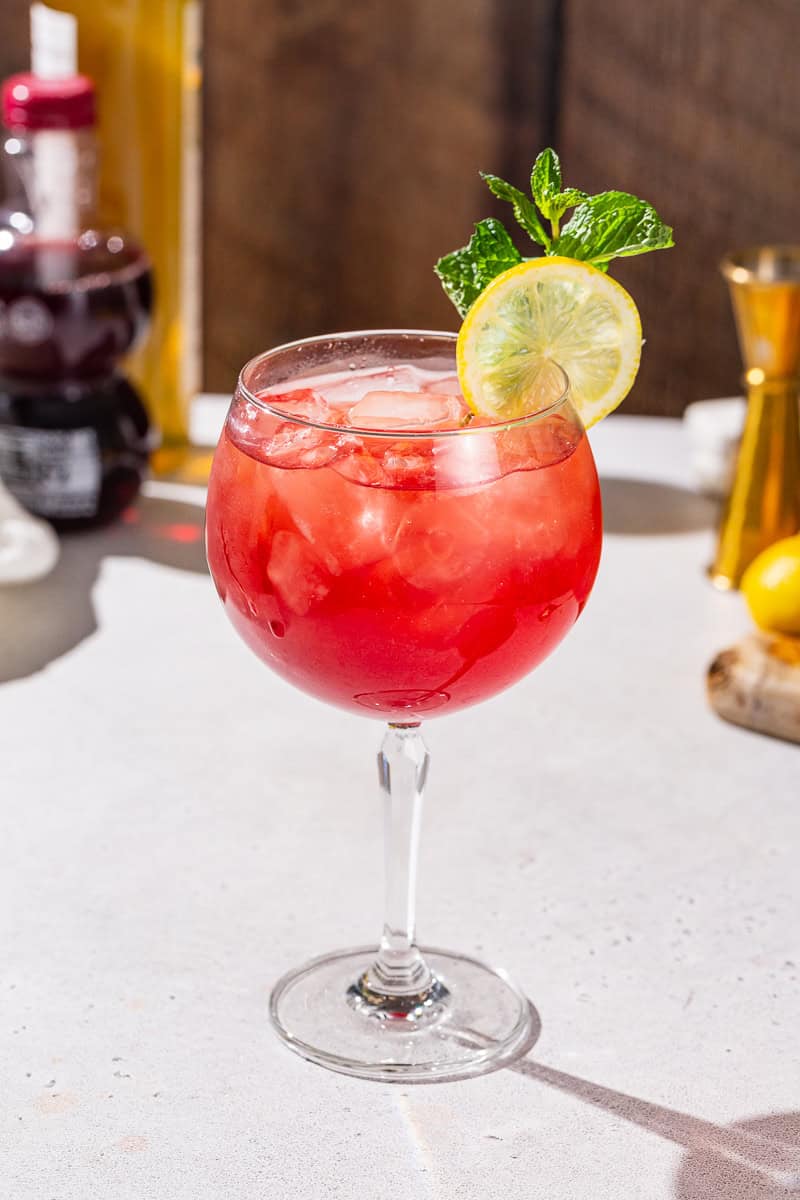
[206,363,602,719]
[0,234,152,380]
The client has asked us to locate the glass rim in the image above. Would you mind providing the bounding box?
[236,329,572,440]
[721,244,800,285]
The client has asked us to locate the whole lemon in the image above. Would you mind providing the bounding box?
[741,534,800,634]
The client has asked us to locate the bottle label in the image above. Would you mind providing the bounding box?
[0,425,101,518]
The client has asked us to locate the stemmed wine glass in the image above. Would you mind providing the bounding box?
[206,330,601,1081]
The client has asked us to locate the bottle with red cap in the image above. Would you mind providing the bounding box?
[0,44,154,529]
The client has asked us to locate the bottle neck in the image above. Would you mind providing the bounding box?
[3,123,98,246]
[28,124,98,241]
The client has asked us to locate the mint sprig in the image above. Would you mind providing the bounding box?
[435,148,673,316]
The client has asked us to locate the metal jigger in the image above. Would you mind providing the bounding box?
[709,246,800,590]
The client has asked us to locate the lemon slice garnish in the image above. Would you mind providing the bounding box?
[456,256,643,428]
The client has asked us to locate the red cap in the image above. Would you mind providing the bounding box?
[2,72,95,132]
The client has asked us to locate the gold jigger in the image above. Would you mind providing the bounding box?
[709,245,800,590]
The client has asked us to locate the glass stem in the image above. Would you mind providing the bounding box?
[365,722,434,999]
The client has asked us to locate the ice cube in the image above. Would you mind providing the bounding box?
[432,433,504,489]
[394,526,469,594]
[270,464,401,570]
[334,433,488,492]
[317,365,423,408]
[260,423,344,470]
[332,438,440,491]
[492,413,579,478]
[393,484,561,602]
[260,387,346,426]
[251,388,346,469]
[348,390,464,431]
[331,441,391,488]
[381,446,437,490]
[420,373,463,396]
[393,498,496,598]
[267,529,333,615]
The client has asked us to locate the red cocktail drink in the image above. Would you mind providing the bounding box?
[207,350,600,722]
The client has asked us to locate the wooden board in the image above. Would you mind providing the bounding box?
[708,634,800,744]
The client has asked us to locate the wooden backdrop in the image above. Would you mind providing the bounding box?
[2,0,799,414]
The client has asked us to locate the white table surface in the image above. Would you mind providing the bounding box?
[2,408,799,1200]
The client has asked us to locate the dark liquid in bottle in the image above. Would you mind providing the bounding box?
[0,231,153,379]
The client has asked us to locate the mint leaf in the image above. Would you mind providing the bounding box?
[553,187,586,208]
[531,149,562,212]
[554,191,674,265]
[481,173,549,248]
[550,187,587,217]
[434,218,523,317]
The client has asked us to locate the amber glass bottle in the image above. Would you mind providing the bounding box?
[38,1,202,458]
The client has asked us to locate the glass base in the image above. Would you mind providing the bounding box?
[269,945,540,1082]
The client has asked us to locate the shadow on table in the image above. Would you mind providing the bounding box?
[674,1113,800,1199]
[0,494,207,685]
[509,1057,800,1196]
[601,476,718,536]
